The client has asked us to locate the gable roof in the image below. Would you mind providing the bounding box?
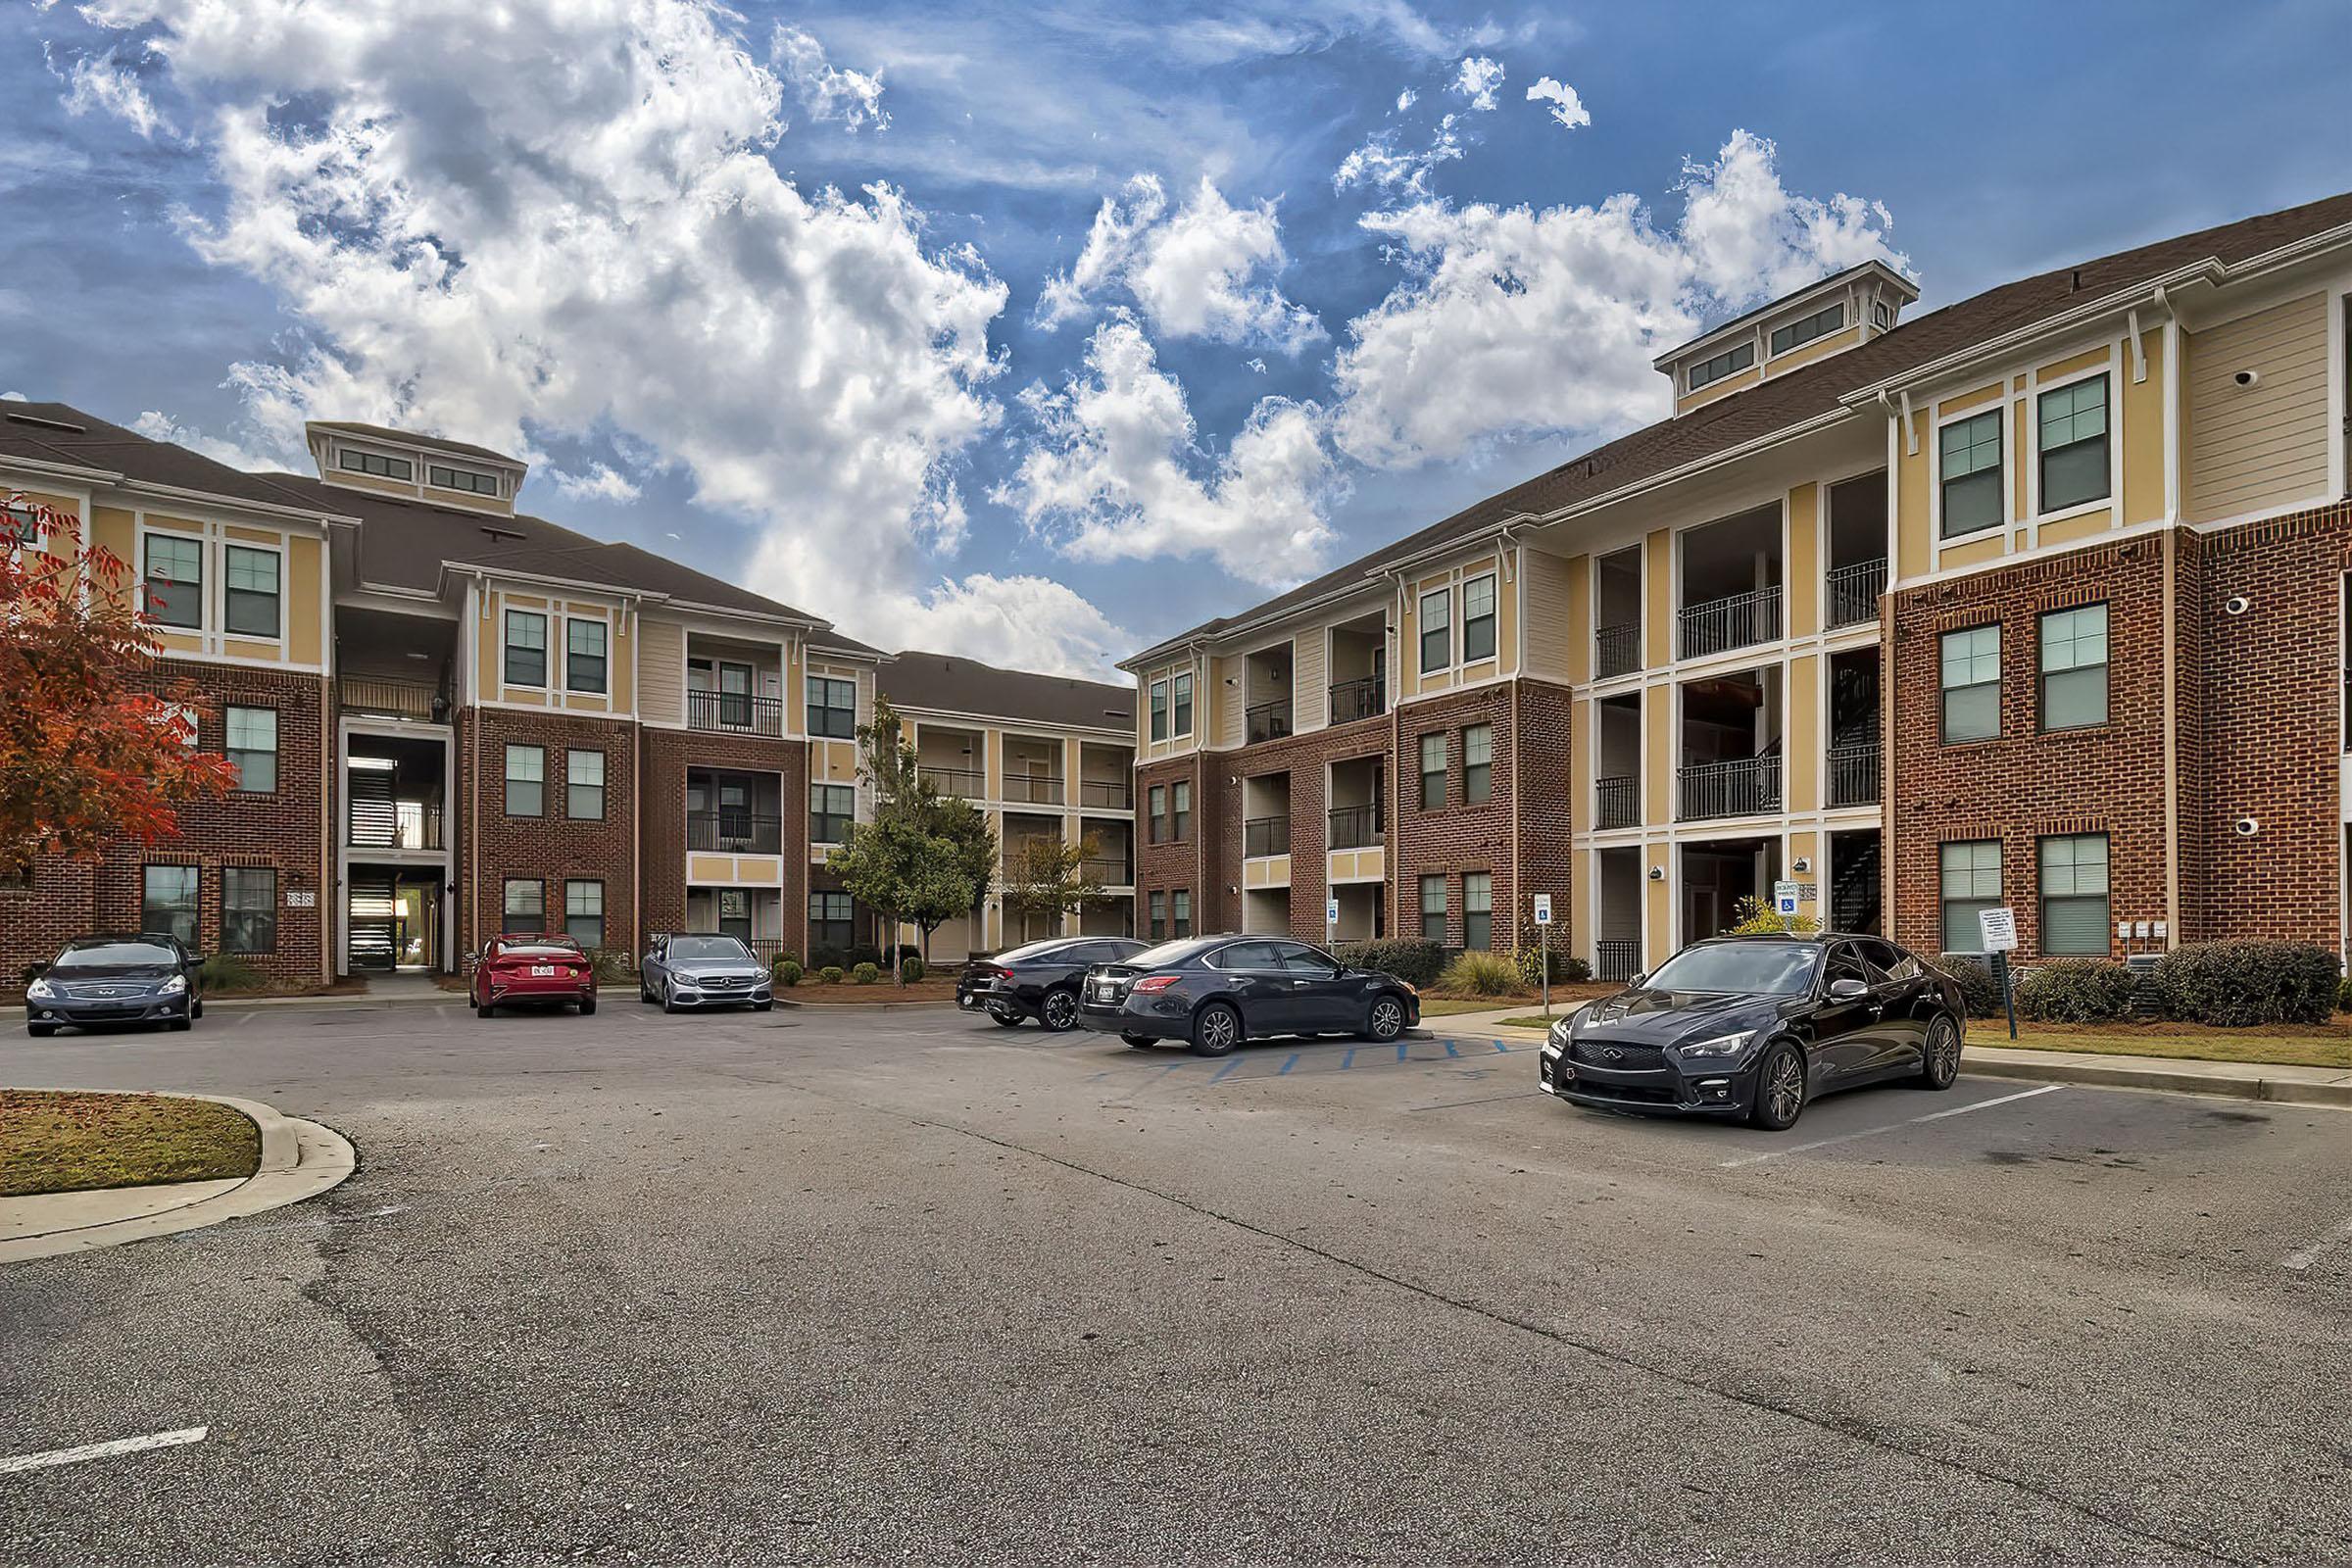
[0,403,340,516]
[307,420,519,466]
[1127,189,2352,665]
[883,650,1134,731]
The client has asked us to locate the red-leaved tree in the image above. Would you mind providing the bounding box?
[1,494,236,878]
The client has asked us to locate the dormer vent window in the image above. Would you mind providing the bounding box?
[1687,341,1754,392]
[343,449,414,480]
[1769,303,1843,357]
[430,464,500,497]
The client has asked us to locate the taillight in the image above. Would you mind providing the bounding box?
[1132,974,1181,995]
[996,968,1017,981]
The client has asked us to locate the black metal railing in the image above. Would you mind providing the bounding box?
[686,810,782,854]
[1825,560,1888,628]
[1076,777,1133,809]
[918,764,985,799]
[687,689,784,737]
[1596,939,1642,983]
[1595,775,1640,830]
[1678,755,1782,821]
[1327,804,1382,851]
[1677,584,1783,659]
[347,800,444,851]
[339,673,448,722]
[1328,677,1385,725]
[1244,816,1290,858]
[1594,623,1641,679]
[1002,773,1065,806]
[1827,739,1882,808]
[1246,701,1292,745]
[1081,858,1134,886]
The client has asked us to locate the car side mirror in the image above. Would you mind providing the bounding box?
[24,961,48,980]
[1829,977,1869,1001]
[1628,972,1647,988]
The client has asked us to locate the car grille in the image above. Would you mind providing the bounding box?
[62,981,153,1001]
[1569,1079,1680,1105]
[1570,1038,1665,1069]
[701,975,750,990]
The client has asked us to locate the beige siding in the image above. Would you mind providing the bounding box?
[2185,291,2332,521]
[1292,628,1327,736]
[1213,655,1244,749]
[1520,547,1577,680]
[638,617,686,725]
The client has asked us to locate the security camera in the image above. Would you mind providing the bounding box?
[2225,596,2250,616]
[2234,816,2260,838]
[2232,368,2259,388]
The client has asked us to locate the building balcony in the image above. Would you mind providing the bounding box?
[688,689,785,737]
[686,810,782,855]
[1595,939,1642,983]
[1002,773,1065,807]
[919,764,985,799]
[1328,676,1385,726]
[1594,623,1641,679]
[339,673,449,723]
[1082,857,1134,887]
[1327,804,1382,851]
[1595,775,1640,831]
[1678,755,1783,821]
[347,799,443,852]
[1076,777,1132,809]
[1825,560,1888,629]
[1246,700,1293,745]
[1827,739,1882,808]
[1244,816,1290,858]
[1678,585,1783,661]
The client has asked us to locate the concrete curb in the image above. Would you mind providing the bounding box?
[775,998,956,1011]
[0,1090,357,1264]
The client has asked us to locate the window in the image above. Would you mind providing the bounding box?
[428,464,499,496]
[808,891,855,954]
[142,865,198,947]
[222,546,280,637]
[1149,680,1168,742]
[1687,340,1754,391]
[143,534,204,629]
[225,707,276,793]
[808,676,857,739]
[1148,892,1166,940]
[341,449,413,480]
[222,867,276,954]
[159,701,200,752]
[1462,575,1496,663]
[1939,840,2002,954]
[2039,604,2109,730]
[1171,780,1192,843]
[503,878,544,934]
[714,889,753,942]
[2037,374,2109,512]
[1940,625,2000,744]
[564,880,605,950]
[1148,784,1167,845]
[1171,890,1192,938]
[811,783,855,843]
[1171,672,1194,737]
[1463,723,1493,806]
[1872,300,1894,330]
[710,661,755,728]
[1419,588,1450,673]
[505,744,545,817]
[1419,732,1446,809]
[566,749,606,819]
[1420,875,1446,943]
[565,618,608,694]
[1463,872,1493,950]
[504,610,548,687]
[2039,835,2110,956]
[1210,940,1281,971]
[1769,302,1843,356]
[1938,410,2003,537]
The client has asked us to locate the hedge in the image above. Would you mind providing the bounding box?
[773,958,803,988]
[1935,955,2006,1019]
[2154,941,2339,1026]
[1334,939,1446,988]
[2013,959,2135,1023]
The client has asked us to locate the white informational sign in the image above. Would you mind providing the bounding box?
[1772,880,1801,917]
[1532,893,1552,927]
[1325,897,1339,927]
[285,890,316,908]
[1978,906,2019,953]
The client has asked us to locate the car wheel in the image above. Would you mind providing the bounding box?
[190,998,204,1020]
[1916,1014,1961,1090]
[988,1006,1023,1028]
[1191,1002,1243,1057]
[1120,1033,1156,1050]
[169,1014,193,1032]
[662,983,683,1015]
[1040,987,1080,1032]
[27,1022,55,1038]
[1363,994,1406,1043]
[579,995,597,1016]
[475,1003,494,1019]
[754,1000,772,1013]
[1746,1040,1807,1131]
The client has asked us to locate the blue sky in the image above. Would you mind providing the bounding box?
[5,0,2345,677]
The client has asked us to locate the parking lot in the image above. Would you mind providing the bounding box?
[4,998,2347,1564]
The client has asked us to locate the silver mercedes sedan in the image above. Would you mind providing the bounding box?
[640,934,774,1013]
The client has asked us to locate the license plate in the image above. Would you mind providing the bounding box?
[1094,981,1115,1001]
[531,965,556,976]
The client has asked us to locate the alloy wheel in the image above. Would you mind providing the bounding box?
[1200,1007,1238,1052]
[1926,1018,1960,1086]
[1765,1051,1805,1124]
[1369,999,1403,1041]
[1043,990,1078,1030]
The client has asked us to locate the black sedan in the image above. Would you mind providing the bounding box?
[957,936,1150,1030]
[1077,934,1420,1055]
[1539,934,1965,1130]
[23,934,206,1037]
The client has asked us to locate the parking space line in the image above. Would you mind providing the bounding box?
[1441,1039,1461,1058]
[1490,1040,1511,1054]
[0,1427,207,1475]
[1208,1058,1245,1084]
[1717,1084,2063,1169]
[1340,1047,1357,1071]
[2280,1215,2352,1272]
[1277,1053,1300,1076]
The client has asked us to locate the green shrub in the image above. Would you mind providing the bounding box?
[1437,950,1522,997]
[852,961,880,985]
[1558,956,1592,983]
[1511,945,1585,988]
[588,949,635,985]
[198,953,265,993]
[1334,939,1446,988]
[2014,958,2135,1023]
[2155,941,2340,1026]
[774,958,803,988]
[818,964,846,986]
[1935,955,2005,1019]
[2339,975,2352,1014]
[1728,895,1820,937]
[901,956,925,983]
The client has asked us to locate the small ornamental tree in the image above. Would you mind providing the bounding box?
[1,495,235,879]
[837,694,994,980]
[1000,832,1110,933]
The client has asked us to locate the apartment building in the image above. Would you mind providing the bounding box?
[880,652,1137,961]
[1126,192,2352,979]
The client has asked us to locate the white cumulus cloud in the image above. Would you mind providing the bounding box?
[1449,55,1503,112]
[770,24,889,131]
[1525,75,1590,131]
[54,45,175,140]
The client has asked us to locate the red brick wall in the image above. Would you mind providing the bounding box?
[638,727,810,955]
[1216,711,1392,940]
[1395,682,1542,951]
[460,708,639,954]
[1136,754,1214,936]
[1512,679,1578,954]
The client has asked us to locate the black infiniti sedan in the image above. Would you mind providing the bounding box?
[1077,934,1420,1055]
[958,936,1150,1030]
[1540,934,1965,1130]
[23,933,205,1037]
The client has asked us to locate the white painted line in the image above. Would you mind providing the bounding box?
[1719,1084,2063,1168]
[0,1426,207,1475]
[2280,1216,2352,1273]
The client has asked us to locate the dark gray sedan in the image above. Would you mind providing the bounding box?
[640,934,774,1013]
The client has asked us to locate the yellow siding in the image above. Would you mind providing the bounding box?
[1677,363,1761,415]
[1561,553,1591,683]
[1493,557,1518,677]
[1644,842,1673,956]
[2009,399,2029,521]
[1788,831,1822,923]
[222,637,280,663]
[2037,346,2108,383]
[2184,290,2333,521]
[1764,324,1861,378]
[638,618,685,725]
[1942,533,2005,570]
[1941,381,2004,416]
[90,506,135,610]
[1643,688,1673,826]
[1519,548,1577,681]
[612,614,634,711]
[288,534,324,665]
[326,468,414,500]
[1569,697,1592,836]
[2121,329,2167,524]
[1788,654,1819,811]
[1895,430,1933,581]
[1642,529,1673,666]
[1787,482,1820,636]
[2040,509,2113,547]
[1292,630,1327,736]
[1244,856,1291,888]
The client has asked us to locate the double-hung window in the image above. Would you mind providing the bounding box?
[566,749,606,819]
[505,744,545,817]
[2039,604,2108,730]
[1170,781,1192,843]
[1419,732,1446,809]
[809,891,855,955]
[1463,872,1493,950]
[566,618,608,694]
[1170,672,1193,737]
[1463,723,1493,806]
[2038,835,2110,956]
[222,866,276,955]
[142,865,199,947]
[503,878,544,934]
[1462,575,1496,663]
[2037,374,2110,513]
[1940,625,2000,743]
[1149,680,1168,743]
[1419,875,1446,943]
[1148,784,1167,845]
[143,535,204,629]
[1171,890,1192,938]
[225,706,277,793]
[1419,589,1450,674]
[223,546,280,637]
[1939,411,2003,537]
[564,880,605,950]
[1938,841,2002,954]
[1149,892,1166,940]
[505,611,548,687]
[808,676,857,739]
[810,783,855,843]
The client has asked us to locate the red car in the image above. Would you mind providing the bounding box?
[471,934,598,1017]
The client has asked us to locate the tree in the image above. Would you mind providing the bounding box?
[834,693,995,980]
[999,832,1111,936]
[1727,894,1820,937]
[1,495,234,879]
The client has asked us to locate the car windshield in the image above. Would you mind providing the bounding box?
[1643,943,1821,996]
[52,941,177,969]
[666,937,751,962]
[499,943,577,957]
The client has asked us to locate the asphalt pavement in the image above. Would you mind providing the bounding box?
[3,999,2347,1565]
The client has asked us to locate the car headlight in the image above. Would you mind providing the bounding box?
[1675,1028,1754,1057]
[26,978,56,1000]
[160,973,187,996]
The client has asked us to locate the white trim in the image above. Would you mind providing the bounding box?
[2025,355,2121,533]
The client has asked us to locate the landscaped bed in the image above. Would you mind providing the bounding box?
[785,977,960,1004]
[0,1090,261,1199]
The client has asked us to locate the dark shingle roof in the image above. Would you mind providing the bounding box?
[883,650,1134,730]
[0,403,334,514]
[307,420,518,466]
[1130,190,2352,664]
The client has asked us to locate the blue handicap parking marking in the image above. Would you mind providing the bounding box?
[1208,1057,1246,1084]
[1278,1053,1300,1076]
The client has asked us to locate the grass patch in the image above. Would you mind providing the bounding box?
[1985,1022,2350,1071]
[0,1090,261,1199]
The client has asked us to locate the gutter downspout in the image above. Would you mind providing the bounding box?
[2161,529,2180,948]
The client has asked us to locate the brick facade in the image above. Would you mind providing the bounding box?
[639,727,810,956]
[1217,711,1393,936]
[1135,754,1215,938]
[461,708,640,955]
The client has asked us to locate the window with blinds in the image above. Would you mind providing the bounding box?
[1939,840,2002,953]
[2038,835,2110,956]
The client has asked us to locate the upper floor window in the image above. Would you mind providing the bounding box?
[1872,300,1894,330]
[429,464,499,496]
[504,610,548,687]
[2038,604,2108,730]
[1938,411,2003,538]
[223,546,281,638]
[226,707,277,793]
[1149,680,1168,743]
[1418,732,1446,808]
[1462,574,1496,663]
[1148,784,1167,844]
[1419,588,1450,674]
[808,676,858,739]
[1687,341,1754,391]
[505,744,545,817]
[1769,303,1843,356]
[1170,671,1194,737]
[811,783,855,844]
[565,617,608,694]
[1170,780,1192,842]
[2037,374,2110,512]
[566,749,606,819]
[143,535,203,629]
[1463,723,1493,806]
[1940,625,2001,744]
[341,449,413,481]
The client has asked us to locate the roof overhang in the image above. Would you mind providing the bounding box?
[1654,259,1920,372]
